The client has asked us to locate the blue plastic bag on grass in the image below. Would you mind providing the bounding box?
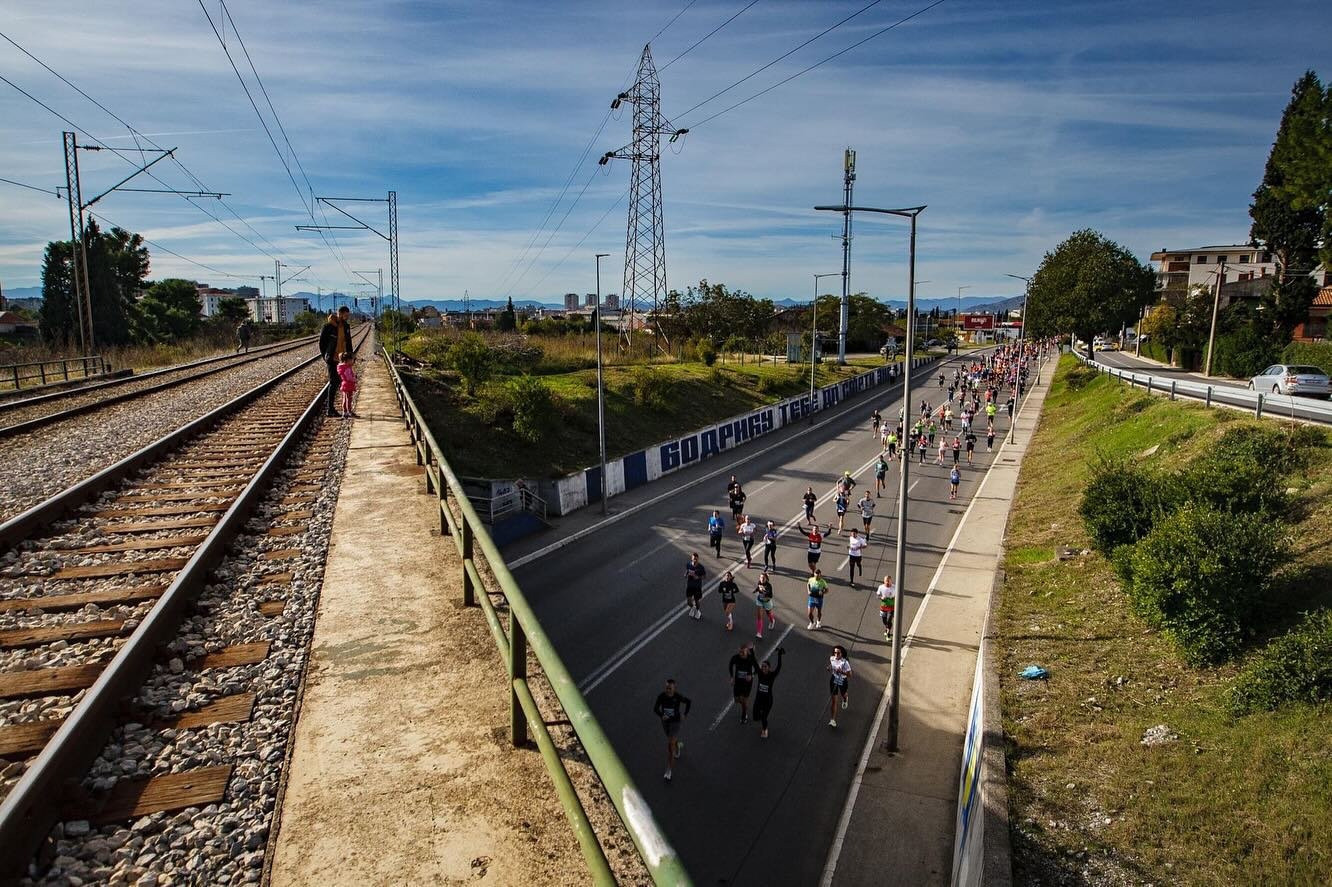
[1019,665,1049,680]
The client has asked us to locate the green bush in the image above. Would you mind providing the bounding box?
[630,365,670,410]
[1063,364,1098,391]
[447,333,493,396]
[503,375,556,444]
[1078,458,1183,554]
[696,339,718,366]
[1208,424,1323,476]
[1211,327,1279,379]
[1280,340,1332,377]
[1127,504,1289,665]
[1182,454,1288,517]
[1228,609,1332,714]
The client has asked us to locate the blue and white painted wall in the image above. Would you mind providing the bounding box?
[538,355,940,516]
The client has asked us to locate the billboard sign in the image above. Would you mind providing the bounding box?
[961,314,995,330]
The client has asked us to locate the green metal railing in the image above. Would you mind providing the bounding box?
[385,357,690,886]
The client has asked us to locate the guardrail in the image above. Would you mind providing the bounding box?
[384,356,689,886]
[1075,354,1332,426]
[1,355,107,390]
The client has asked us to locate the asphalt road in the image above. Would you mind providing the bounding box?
[514,349,1032,885]
[1093,349,1245,387]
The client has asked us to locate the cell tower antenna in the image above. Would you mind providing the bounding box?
[600,44,687,351]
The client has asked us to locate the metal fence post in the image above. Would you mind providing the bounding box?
[1205,386,1212,408]
[462,519,476,607]
[1255,393,1264,419]
[511,617,528,746]
[38,364,47,386]
[1170,380,1176,400]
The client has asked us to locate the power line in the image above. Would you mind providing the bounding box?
[681,0,950,130]
[87,209,250,280]
[516,185,630,300]
[660,0,763,72]
[647,0,700,45]
[670,0,888,123]
[502,165,609,300]
[0,176,59,197]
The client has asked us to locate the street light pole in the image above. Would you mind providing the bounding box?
[596,253,611,515]
[956,285,971,345]
[811,273,840,426]
[1203,260,1226,377]
[1005,274,1031,348]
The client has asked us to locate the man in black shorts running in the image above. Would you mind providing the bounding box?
[653,679,691,781]
[684,553,705,620]
[753,648,785,739]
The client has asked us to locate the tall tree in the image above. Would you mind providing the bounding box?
[498,296,517,332]
[1024,229,1156,360]
[38,240,78,346]
[85,220,149,346]
[1250,71,1327,336]
[138,278,203,342]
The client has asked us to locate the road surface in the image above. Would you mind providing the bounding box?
[514,349,1030,884]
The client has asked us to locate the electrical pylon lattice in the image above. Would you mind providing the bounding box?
[601,45,685,348]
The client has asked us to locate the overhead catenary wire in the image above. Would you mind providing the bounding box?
[502,164,609,300]
[0,176,60,197]
[515,185,630,301]
[680,0,950,130]
[87,209,251,280]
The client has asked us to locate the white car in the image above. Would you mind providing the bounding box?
[1248,364,1331,398]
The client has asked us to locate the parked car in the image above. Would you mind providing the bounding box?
[924,338,943,348]
[1248,364,1331,398]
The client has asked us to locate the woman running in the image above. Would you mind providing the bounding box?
[950,465,961,500]
[737,515,757,568]
[828,645,852,727]
[708,510,725,558]
[761,520,779,570]
[754,572,775,638]
[877,576,896,640]
[753,648,785,739]
[847,528,867,587]
[986,426,996,452]
[728,642,759,725]
[806,568,828,629]
[719,570,739,631]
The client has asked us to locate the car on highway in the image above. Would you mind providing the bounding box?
[1248,364,1331,398]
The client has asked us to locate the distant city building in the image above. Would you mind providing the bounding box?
[603,293,619,310]
[585,293,597,307]
[196,285,237,318]
[235,285,259,299]
[1150,245,1277,297]
[246,297,311,324]
[564,292,580,310]
[415,305,443,329]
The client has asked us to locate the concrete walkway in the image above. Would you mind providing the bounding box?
[826,357,1055,886]
[268,353,586,886]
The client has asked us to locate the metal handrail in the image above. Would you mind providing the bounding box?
[384,356,690,886]
[1,354,106,390]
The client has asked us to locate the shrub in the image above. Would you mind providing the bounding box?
[1078,457,1183,554]
[630,365,670,410]
[708,366,725,387]
[503,375,556,444]
[1208,425,1320,475]
[1211,327,1279,379]
[1127,504,1289,665]
[696,339,718,366]
[1228,609,1332,714]
[1063,364,1098,391]
[1279,340,1332,377]
[1182,454,1287,516]
[447,333,493,396]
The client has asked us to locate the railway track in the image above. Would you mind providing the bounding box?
[0,328,367,881]
[0,333,324,437]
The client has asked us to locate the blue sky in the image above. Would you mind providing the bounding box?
[2,0,1329,305]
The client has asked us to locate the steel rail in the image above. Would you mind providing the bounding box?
[0,334,316,414]
[385,357,690,886]
[0,326,366,877]
[0,334,326,438]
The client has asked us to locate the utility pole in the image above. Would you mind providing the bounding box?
[600,44,687,352]
[595,254,610,515]
[812,272,840,425]
[1203,260,1226,377]
[837,148,856,364]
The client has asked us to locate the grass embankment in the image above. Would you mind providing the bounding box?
[403,355,890,478]
[998,355,1332,885]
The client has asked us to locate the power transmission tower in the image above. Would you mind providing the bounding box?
[600,45,686,350]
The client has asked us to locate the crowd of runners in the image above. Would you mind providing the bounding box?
[653,340,1051,781]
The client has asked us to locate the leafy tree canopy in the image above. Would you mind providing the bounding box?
[137,278,202,343]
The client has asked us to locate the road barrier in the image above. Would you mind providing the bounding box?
[385,356,690,887]
[1077,354,1332,426]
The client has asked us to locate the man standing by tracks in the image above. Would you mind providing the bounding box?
[320,306,351,417]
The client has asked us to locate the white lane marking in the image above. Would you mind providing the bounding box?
[819,362,1036,887]
[707,624,796,732]
[508,356,974,569]
[747,480,776,495]
[620,528,687,572]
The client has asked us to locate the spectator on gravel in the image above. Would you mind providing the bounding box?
[319,306,352,417]
[235,320,252,353]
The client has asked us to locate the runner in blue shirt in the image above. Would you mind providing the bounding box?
[707,510,725,558]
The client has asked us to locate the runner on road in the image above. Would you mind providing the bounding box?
[951,436,962,467]
[965,432,977,465]
[874,456,889,498]
[802,486,817,522]
[799,522,831,574]
[754,572,775,638]
[728,642,759,725]
[753,648,785,739]
[950,465,961,500]
[761,520,779,570]
[828,646,852,727]
[807,568,829,629]
[708,510,725,558]
[871,409,881,435]
[654,679,691,781]
[684,554,706,620]
[729,484,747,525]
[719,570,739,631]
[847,528,867,586]
[877,576,896,639]
[986,426,996,452]
[738,515,757,568]
[833,489,849,534]
[857,492,876,537]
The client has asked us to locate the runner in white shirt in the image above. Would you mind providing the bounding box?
[737,515,758,569]
[857,493,876,538]
[827,645,852,727]
[846,528,867,587]
[877,576,896,640]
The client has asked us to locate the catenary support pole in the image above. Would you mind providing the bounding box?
[595,253,610,515]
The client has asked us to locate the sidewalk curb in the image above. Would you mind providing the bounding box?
[982,567,1014,887]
